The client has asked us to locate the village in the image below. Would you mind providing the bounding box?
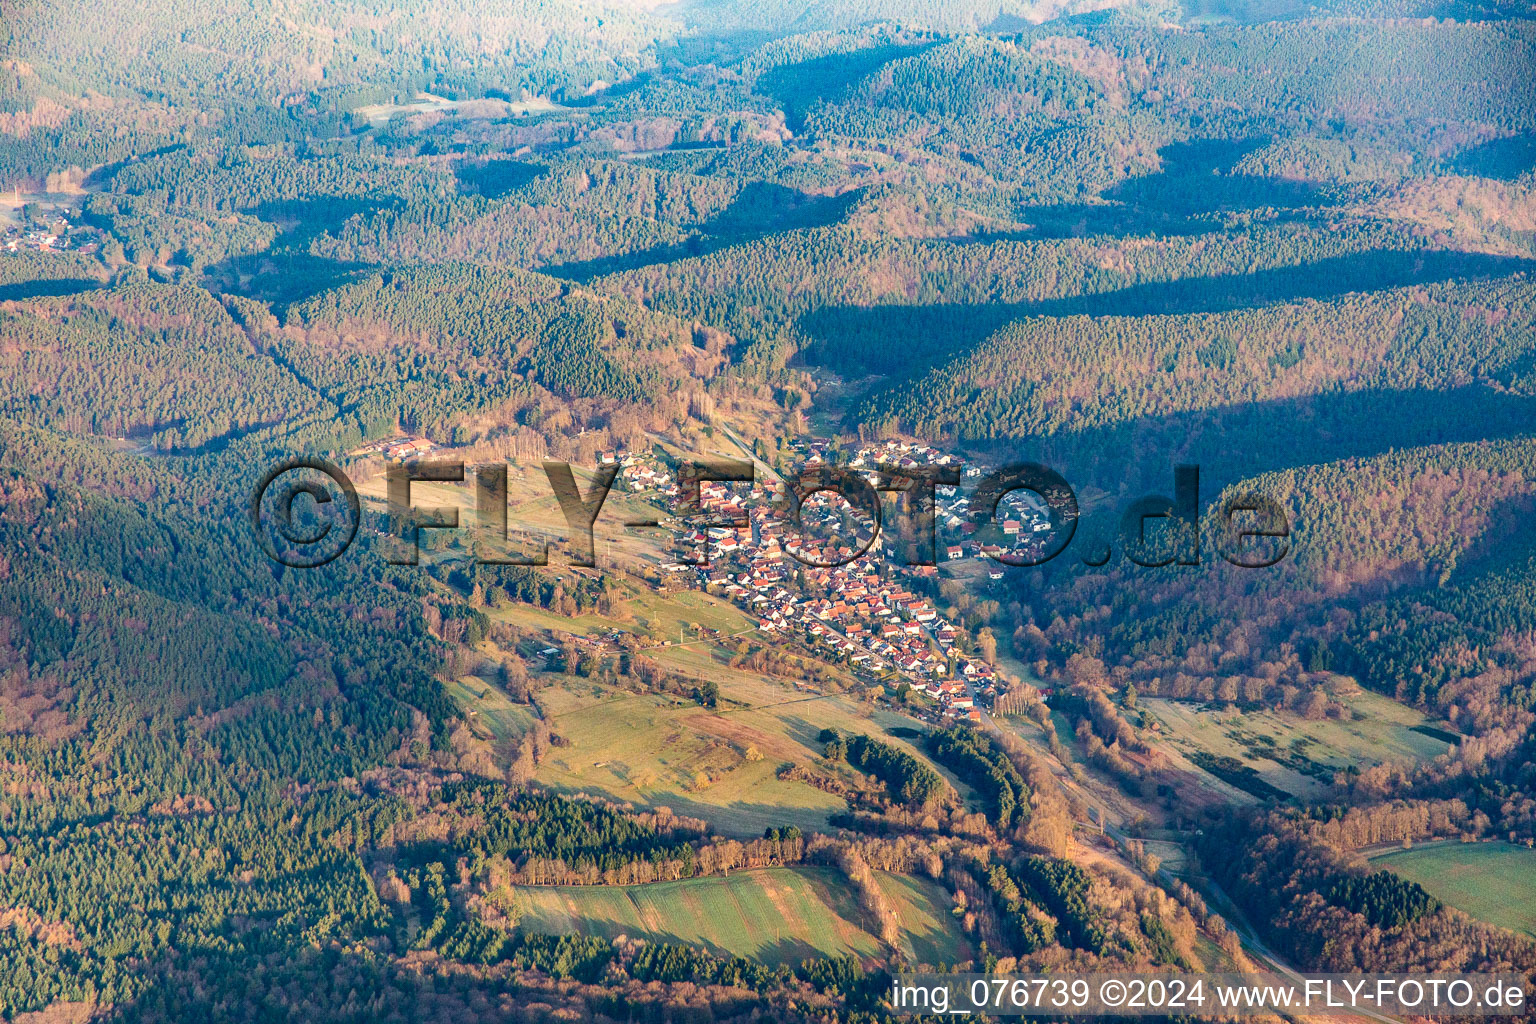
[0,195,100,256]
[351,434,449,461]
[606,436,1057,723]
[346,431,1055,721]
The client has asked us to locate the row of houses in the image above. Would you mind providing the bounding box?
[620,461,678,496]
[352,435,444,461]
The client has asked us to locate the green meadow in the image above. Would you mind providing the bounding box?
[508,866,971,965]
[1372,842,1536,937]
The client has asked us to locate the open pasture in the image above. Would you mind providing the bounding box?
[1371,841,1536,938]
[531,673,952,835]
[509,866,971,965]
[1141,686,1451,802]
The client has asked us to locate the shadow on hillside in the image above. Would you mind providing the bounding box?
[200,196,392,308]
[798,248,1536,378]
[533,780,836,841]
[247,196,394,247]
[938,385,1536,500]
[84,143,192,189]
[454,159,546,199]
[202,249,372,310]
[1445,132,1536,181]
[1008,137,1352,239]
[1170,0,1315,26]
[754,43,935,133]
[656,29,782,71]
[777,714,835,753]
[0,278,104,300]
[544,183,865,280]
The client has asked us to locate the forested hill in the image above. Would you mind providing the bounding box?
[3,0,677,105]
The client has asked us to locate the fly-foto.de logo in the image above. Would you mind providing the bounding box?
[250,455,1290,571]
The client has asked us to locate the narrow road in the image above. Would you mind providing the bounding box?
[716,423,783,486]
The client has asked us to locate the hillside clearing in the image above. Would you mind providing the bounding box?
[508,866,971,965]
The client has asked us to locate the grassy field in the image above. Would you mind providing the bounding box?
[353,91,566,126]
[486,571,877,715]
[531,673,953,836]
[508,866,970,965]
[1140,685,1451,802]
[1372,842,1536,937]
[446,676,538,745]
[488,580,755,649]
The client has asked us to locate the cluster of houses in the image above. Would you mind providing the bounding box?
[844,438,966,475]
[352,435,444,461]
[603,449,679,497]
[843,440,1056,568]
[1,195,102,254]
[3,217,98,255]
[662,440,1024,722]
